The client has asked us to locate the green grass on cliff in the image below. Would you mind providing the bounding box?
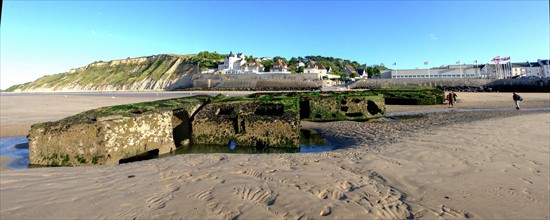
[5,53,226,92]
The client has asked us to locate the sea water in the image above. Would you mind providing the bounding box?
[0,136,29,170]
[0,129,334,168]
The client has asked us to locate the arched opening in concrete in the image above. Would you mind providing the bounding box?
[367,100,383,115]
[172,109,191,147]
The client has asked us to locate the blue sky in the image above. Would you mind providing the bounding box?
[1,0,549,89]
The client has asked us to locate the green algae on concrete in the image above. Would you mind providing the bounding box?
[370,88,445,105]
[29,90,394,167]
[28,97,205,166]
[300,94,385,121]
[191,96,300,148]
[247,91,386,122]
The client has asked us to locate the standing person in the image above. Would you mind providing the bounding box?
[452,92,458,104]
[446,92,454,108]
[512,92,523,110]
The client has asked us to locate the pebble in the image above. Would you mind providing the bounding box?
[320,206,331,216]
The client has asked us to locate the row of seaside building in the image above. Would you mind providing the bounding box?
[214,52,549,79]
[382,60,550,79]
[215,52,336,75]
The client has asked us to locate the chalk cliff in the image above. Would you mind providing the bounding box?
[8,54,198,92]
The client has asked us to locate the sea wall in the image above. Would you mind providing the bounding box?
[485,78,550,92]
[350,78,550,92]
[191,73,322,90]
[350,79,493,91]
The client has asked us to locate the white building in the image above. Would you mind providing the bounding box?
[218,51,247,74]
[296,60,305,67]
[380,60,549,79]
[270,59,290,73]
[381,64,486,79]
[303,61,327,75]
[512,60,550,78]
[240,59,265,74]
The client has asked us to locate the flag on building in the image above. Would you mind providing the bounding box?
[424,61,428,65]
[501,57,510,61]
[392,62,397,66]
[456,60,460,64]
[473,60,477,64]
[491,56,501,63]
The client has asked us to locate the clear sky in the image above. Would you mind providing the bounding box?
[1,0,549,89]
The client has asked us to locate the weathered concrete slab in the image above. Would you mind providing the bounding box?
[191,97,300,148]
[248,91,386,121]
[28,91,391,167]
[299,93,385,121]
[28,97,204,166]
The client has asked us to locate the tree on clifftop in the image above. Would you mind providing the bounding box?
[187,51,225,71]
[261,59,274,72]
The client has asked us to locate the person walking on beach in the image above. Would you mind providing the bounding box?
[446,92,454,108]
[452,92,458,104]
[513,92,523,110]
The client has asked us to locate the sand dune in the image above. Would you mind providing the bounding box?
[0,92,549,219]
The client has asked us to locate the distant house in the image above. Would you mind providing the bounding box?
[304,61,327,74]
[218,51,247,74]
[270,59,290,73]
[357,69,368,78]
[343,64,358,76]
[296,60,305,67]
[512,59,550,78]
[241,59,265,74]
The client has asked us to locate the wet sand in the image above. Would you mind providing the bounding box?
[0,92,549,219]
[0,156,14,171]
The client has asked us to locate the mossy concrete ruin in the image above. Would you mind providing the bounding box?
[298,92,385,121]
[29,90,425,167]
[191,96,300,148]
[28,97,204,166]
[248,91,386,121]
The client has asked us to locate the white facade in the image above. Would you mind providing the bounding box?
[240,60,264,74]
[270,59,290,73]
[218,52,247,74]
[512,60,550,78]
[304,61,327,74]
[379,61,550,79]
[382,65,486,79]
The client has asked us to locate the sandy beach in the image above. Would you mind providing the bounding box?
[1,92,549,219]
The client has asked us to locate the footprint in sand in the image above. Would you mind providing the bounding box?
[527,160,542,166]
[233,187,277,206]
[112,207,140,220]
[317,188,346,200]
[372,199,410,219]
[520,178,533,185]
[144,183,180,210]
[438,205,468,218]
[206,202,240,219]
[529,167,541,174]
[234,169,288,185]
[189,188,214,201]
[339,180,354,192]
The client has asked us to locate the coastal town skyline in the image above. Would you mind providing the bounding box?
[1,0,549,89]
